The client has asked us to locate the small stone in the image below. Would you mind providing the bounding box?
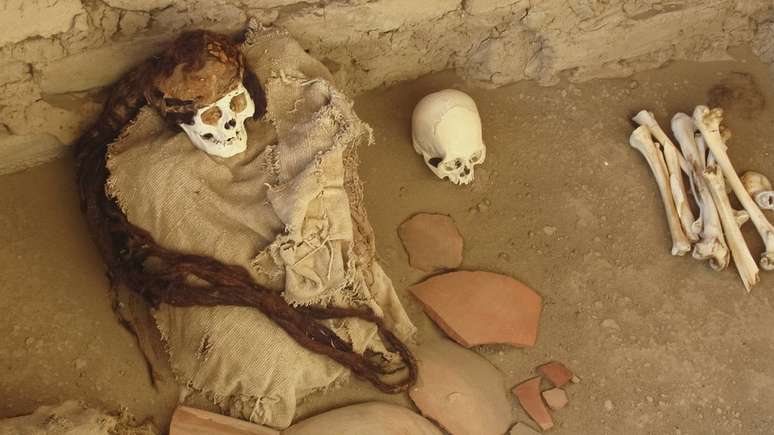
[604,400,614,411]
[542,226,557,236]
[542,388,568,410]
[601,319,621,330]
[74,359,87,370]
[24,337,33,346]
[629,80,639,89]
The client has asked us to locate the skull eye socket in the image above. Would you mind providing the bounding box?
[201,106,222,125]
[230,93,247,112]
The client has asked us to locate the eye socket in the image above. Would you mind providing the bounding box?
[201,106,222,125]
[230,93,247,112]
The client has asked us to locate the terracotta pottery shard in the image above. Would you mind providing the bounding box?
[513,377,554,431]
[409,271,542,347]
[398,213,463,272]
[537,361,575,387]
[169,406,279,435]
[283,402,442,435]
[542,388,569,410]
[509,422,542,435]
[408,339,512,435]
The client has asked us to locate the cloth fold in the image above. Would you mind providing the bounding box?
[105,27,415,429]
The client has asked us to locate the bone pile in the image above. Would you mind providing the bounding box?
[629,106,774,291]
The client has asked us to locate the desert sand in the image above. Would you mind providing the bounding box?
[2,47,774,434]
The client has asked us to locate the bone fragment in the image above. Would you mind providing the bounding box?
[735,209,751,227]
[633,110,699,242]
[629,126,691,256]
[694,106,774,271]
[671,113,729,270]
[702,165,760,291]
[741,171,774,210]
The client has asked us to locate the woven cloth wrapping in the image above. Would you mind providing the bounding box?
[105,27,415,429]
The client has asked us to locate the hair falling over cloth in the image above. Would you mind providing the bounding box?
[74,30,416,394]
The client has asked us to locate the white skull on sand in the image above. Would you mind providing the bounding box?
[412,89,486,185]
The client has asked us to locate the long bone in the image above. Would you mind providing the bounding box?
[629,126,692,255]
[671,113,728,270]
[702,165,760,291]
[633,110,699,242]
[706,145,750,228]
[694,106,774,271]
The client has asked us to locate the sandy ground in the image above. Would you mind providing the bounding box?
[2,47,774,434]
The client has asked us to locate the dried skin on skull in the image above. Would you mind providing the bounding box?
[412,89,486,185]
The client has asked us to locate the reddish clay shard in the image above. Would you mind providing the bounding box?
[409,339,512,435]
[537,361,575,387]
[409,271,542,347]
[398,213,463,272]
[513,377,554,431]
[169,406,280,435]
[509,423,542,435]
[283,402,443,435]
[542,388,569,410]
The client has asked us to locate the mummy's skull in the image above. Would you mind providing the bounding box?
[411,89,486,185]
[179,83,255,158]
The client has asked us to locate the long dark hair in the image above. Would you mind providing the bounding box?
[75,30,416,394]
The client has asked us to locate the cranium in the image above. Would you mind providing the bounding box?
[179,83,256,158]
[411,89,486,185]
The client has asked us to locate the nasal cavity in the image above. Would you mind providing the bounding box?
[224,119,237,129]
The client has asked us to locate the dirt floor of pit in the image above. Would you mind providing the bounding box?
[2,47,774,434]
